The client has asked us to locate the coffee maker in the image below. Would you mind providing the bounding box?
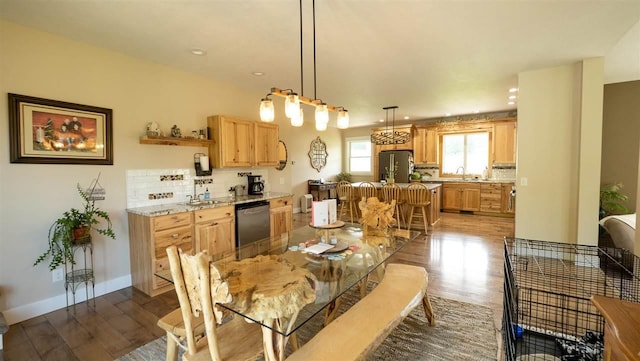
[247,175,264,195]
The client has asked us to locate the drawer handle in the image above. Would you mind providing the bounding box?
[172,233,179,239]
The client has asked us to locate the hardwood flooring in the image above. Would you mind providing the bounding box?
[1,211,514,361]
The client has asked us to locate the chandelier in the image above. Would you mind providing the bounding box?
[370,106,410,145]
[259,0,349,130]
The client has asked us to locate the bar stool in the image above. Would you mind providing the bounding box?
[381,183,405,228]
[405,183,431,232]
[337,181,358,223]
[358,182,377,202]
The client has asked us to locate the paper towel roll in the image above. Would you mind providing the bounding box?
[200,155,210,171]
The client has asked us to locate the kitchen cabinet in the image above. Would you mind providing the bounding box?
[207,115,279,168]
[270,196,293,240]
[194,206,235,261]
[501,183,516,214]
[128,212,194,296]
[480,183,502,213]
[442,183,480,212]
[429,185,442,225]
[413,126,438,165]
[493,121,517,164]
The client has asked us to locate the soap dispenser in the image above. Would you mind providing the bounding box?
[204,187,210,200]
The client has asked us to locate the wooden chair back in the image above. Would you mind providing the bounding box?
[381,183,403,204]
[405,183,430,206]
[358,182,377,201]
[337,181,355,201]
[167,246,231,361]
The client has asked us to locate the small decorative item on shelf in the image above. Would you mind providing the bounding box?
[358,197,396,243]
[146,122,160,136]
[170,125,181,137]
[34,175,115,270]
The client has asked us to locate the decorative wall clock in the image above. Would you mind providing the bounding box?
[308,136,328,172]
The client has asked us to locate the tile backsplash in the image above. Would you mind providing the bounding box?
[126,168,270,209]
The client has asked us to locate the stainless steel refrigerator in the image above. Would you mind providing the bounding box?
[379,150,414,182]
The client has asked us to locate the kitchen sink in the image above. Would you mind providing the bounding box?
[183,200,222,206]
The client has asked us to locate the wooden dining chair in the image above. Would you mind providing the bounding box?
[405,183,431,232]
[166,246,263,361]
[337,181,358,223]
[381,183,405,228]
[358,182,378,202]
[157,308,205,361]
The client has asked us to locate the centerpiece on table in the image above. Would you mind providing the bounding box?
[358,197,396,244]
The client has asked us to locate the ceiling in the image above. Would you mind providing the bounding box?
[1,0,639,128]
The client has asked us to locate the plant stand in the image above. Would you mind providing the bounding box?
[64,236,95,312]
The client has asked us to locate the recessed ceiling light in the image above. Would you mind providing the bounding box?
[474,110,480,114]
[509,95,517,100]
[445,113,451,117]
[190,49,207,56]
[252,72,265,76]
[379,119,384,122]
[509,88,519,93]
[508,101,515,105]
[403,116,409,120]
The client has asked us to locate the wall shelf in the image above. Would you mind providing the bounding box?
[139,135,214,147]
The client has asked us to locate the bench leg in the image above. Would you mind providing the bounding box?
[422,295,436,326]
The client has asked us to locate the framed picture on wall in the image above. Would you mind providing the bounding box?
[8,93,113,165]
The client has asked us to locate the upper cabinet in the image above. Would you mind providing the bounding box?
[493,120,517,164]
[413,126,438,165]
[207,115,279,168]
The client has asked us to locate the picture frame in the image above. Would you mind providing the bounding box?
[8,93,113,165]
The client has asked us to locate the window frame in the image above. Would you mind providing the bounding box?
[439,130,490,178]
[345,136,373,176]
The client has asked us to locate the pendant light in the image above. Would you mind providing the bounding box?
[258,0,350,130]
[370,106,410,145]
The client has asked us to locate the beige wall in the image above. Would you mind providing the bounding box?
[516,59,603,246]
[0,21,341,323]
[601,80,640,211]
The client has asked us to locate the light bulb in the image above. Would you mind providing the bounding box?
[285,93,300,119]
[259,98,274,122]
[315,118,328,131]
[337,109,349,129]
[291,107,304,127]
[315,103,329,124]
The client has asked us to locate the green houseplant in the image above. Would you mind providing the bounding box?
[336,172,353,183]
[599,182,630,219]
[34,183,115,270]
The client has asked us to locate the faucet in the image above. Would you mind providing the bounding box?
[456,166,466,180]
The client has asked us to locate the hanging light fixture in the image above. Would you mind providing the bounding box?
[258,0,349,130]
[336,107,349,129]
[370,106,410,145]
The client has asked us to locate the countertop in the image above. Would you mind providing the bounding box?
[127,191,293,217]
[421,178,516,184]
[351,182,442,189]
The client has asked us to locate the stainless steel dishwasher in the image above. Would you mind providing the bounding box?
[235,201,270,258]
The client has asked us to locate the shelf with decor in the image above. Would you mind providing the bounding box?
[139,135,214,147]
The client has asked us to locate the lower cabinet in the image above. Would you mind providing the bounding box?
[480,183,502,213]
[501,183,516,214]
[429,185,442,225]
[442,183,480,212]
[270,196,293,239]
[128,211,194,297]
[194,206,235,261]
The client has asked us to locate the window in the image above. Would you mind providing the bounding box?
[346,137,372,174]
[441,132,489,177]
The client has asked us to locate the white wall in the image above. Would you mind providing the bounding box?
[0,20,341,323]
[516,59,604,245]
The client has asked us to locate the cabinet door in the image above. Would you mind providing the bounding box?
[270,204,293,239]
[462,187,481,211]
[494,121,517,164]
[425,128,438,164]
[254,123,279,167]
[442,184,462,210]
[210,116,253,168]
[195,216,235,260]
[413,128,427,164]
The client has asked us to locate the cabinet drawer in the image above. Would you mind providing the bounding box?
[154,225,193,258]
[480,183,501,194]
[270,196,293,209]
[153,213,192,231]
[194,206,234,223]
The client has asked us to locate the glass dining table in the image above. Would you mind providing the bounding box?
[156,222,420,361]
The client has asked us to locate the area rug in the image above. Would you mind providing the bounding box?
[117,290,498,361]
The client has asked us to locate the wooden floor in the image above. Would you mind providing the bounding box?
[1,211,514,361]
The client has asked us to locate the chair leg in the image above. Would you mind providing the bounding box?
[421,206,429,232]
[422,295,436,326]
[406,206,414,230]
[166,331,178,361]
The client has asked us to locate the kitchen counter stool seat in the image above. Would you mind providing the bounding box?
[405,183,431,232]
[381,183,405,228]
[337,181,359,223]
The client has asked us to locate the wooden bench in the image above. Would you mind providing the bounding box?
[286,263,436,361]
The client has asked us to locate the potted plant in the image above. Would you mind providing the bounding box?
[385,161,398,183]
[34,183,115,271]
[336,172,352,183]
[599,182,630,219]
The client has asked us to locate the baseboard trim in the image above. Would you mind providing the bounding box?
[3,275,132,325]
